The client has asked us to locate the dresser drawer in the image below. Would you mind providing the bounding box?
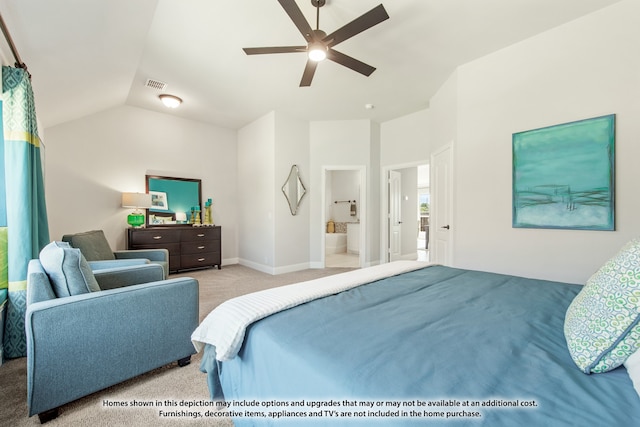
[180,252,221,270]
[181,227,220,242]
[181,240,220,255]
[129,229,181,245]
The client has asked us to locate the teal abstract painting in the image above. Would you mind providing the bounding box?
[512,114,615,230]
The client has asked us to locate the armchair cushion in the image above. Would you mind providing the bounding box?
[88,259,149,271]
[39,241,101,297]
[63,230,169,279]
[62,230,115,261]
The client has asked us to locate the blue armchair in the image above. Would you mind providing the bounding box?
[62,229,169,278]
[25,242,199,423]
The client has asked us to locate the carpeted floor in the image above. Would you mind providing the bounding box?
[0,264,354,426]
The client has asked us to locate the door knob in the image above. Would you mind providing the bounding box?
[441,225,450,229]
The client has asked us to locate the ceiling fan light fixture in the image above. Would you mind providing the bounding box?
[159,94,182,108]
[308,42,327,61]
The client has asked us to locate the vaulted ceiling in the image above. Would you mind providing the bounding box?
[0,0,621,130]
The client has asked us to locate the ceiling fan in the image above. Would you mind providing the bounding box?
[243,0,389,87]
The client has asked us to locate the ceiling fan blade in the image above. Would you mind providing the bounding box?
[243,46,306,55]
[300,60,318,87]
[327,49,376,76]
[323,4,389,48]
[278,0,314,42]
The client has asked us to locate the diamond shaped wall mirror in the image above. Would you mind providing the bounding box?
[282,165,307,215]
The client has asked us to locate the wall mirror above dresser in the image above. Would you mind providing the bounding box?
[145,175,202,227]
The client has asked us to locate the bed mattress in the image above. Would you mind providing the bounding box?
[199,265,640,426]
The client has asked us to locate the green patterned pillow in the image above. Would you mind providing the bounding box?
[564,239,640,374]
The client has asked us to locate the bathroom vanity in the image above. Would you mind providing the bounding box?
[347,222,360,254]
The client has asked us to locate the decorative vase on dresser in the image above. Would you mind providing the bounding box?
[127,226,221,273]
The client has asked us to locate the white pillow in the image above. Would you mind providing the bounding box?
[624,349,640,399]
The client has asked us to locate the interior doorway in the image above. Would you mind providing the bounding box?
[381,162,429,263]
[322,166,366,268]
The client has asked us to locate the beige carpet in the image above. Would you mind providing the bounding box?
[0,264,354,426]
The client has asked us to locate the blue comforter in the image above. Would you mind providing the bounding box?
[201,265,640,426]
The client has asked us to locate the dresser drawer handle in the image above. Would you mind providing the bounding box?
[153,236,163,240]
[197,258,206,262]
[197,246,206,250]
[197,233,205,237]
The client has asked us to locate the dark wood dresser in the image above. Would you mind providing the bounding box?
[127,226,221,273]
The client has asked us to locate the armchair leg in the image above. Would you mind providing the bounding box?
[38,408,59,424]
[177,356,191,367]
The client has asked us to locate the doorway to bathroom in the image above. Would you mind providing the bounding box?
[322,166,365,268]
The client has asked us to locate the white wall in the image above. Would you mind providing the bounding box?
[44,105,238,262]
[274,111,310,272]
[427,70,459,155]
[327,170,360,223]
[237,112,275,271]
[237,110,310,274]
[368,122,381,265]
[432,0,640,283]
[380,109,430,167]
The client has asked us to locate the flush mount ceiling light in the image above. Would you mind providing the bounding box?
[159,94,182,108]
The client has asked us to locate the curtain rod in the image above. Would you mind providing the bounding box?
[0,12,30,77]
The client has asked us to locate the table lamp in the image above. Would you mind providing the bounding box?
[122,192,152,227]
[175,212,187,224]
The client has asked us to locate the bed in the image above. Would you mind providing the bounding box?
[192,255,640,426]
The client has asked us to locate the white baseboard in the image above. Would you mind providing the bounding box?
[273,262,310,275]
[238,259,311,275]
[238,258,274,275]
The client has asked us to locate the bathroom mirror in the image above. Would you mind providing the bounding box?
[145,175,202,226]
[282,165,306,216]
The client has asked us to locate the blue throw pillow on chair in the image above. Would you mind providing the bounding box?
[39,241,101,297]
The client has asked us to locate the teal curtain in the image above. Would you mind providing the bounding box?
[1,66,50,359]
[1,98,7,363]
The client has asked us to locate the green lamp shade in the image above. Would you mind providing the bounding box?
[127,213,145,228]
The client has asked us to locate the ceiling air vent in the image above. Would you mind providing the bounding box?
[145,78,167,91]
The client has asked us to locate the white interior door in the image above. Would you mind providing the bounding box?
[430,144,453,265]
[389,170,402,262]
